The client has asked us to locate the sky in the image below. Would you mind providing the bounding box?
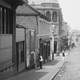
[29,0,80,30]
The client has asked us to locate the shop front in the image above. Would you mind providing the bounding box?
[39,38,50,63]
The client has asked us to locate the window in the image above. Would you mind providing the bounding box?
[2,8,6,34]
[46,11,51,21]
[0,7,13,34]
[52,11,57,22]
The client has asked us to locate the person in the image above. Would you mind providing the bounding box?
[39,55,43,69]
[62,50,65,57]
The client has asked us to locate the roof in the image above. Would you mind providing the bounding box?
[31,2,60,10]
[16,4,50,21]
[31,5,60,10]
[16,5,38,15]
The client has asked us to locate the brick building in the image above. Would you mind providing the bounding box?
[16,4,52,69]
[0,0,24,79]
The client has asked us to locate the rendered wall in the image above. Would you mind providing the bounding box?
[16,28,25,42]
[0,35,12,70]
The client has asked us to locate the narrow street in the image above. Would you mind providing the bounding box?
[53,47,80,80]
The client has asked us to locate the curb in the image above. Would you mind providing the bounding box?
[39,59,65,80]
[51,59,65,80]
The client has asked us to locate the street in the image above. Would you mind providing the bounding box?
[5,53,64,80]
[53,47,80,80]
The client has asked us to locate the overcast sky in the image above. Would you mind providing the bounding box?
[29,0,80,30]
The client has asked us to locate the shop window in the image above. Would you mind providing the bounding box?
[52,11,57,22]
[0,7,13,34]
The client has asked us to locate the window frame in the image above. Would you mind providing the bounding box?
[46,11,51,21]
[52,11,57,22]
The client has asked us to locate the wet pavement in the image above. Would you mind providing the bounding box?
[53,47,80,80]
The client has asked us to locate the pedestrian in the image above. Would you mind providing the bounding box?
[62,50,65,57]
[39,55,43,69]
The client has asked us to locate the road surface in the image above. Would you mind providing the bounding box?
[53,47,80,80]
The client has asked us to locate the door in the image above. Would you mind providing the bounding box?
[54,41,57,53]
[16,41,25,72]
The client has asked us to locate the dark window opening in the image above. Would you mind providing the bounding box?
[46,11,51,21]
[52,12,57,22]
[0,6,13,34]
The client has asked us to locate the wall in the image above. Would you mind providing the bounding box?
[0,35,12,70]
[26,29,36,68]
[16,16,38,68]
[16,16,37,30]
[38,18,51,36]
[16,28,25,42]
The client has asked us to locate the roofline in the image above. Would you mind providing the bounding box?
[27,4,50,21]
[35,7,60,10]
[17,4,50,21]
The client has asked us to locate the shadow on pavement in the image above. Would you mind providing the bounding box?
[24,71,48,80]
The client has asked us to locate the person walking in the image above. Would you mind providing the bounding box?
[39,55,43,69]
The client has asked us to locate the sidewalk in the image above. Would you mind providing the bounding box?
[5,55,65,80]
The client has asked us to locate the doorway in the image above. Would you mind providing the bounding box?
[54,41,57,53]
[16,41,25,72]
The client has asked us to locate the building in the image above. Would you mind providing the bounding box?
[0,0,25,78]
[16,4,51,69]
[38,18,54,62]
[71,30,80,47]
[30,0,63,54]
